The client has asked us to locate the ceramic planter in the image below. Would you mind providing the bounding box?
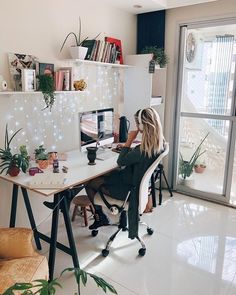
[194,165,206,173]
[38,160,49,169]
[69,46,88,60]
[8,166,20,177]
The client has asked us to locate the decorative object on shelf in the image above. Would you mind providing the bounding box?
[73,79,87,91]
[0,125,29,176]
[36,62,54,77]
[141,46,169,68]
[60,16,88,60]
[34,144,49,169]
[38,74,55,111]
[0,75,7,91]
[21,69,36,91]
[86,146,98,165]
[8,52,37,91]
[178,133,209,183]
[3,266,117,295]
[186,32,196,63]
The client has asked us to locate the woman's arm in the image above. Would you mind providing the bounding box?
[117,130,140,167]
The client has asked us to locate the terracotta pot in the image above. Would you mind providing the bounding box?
[38,160,49,169]
[8,166,20,177]
[194,165,206,173]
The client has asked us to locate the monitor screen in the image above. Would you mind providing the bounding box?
[79,108,114,149]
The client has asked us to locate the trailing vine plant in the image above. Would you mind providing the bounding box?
[38,74,55,111]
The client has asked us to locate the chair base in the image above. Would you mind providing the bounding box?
[90,211,154,257]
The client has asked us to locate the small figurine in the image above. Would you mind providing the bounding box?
[73,79,87,91]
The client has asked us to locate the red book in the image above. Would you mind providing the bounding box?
[104,37,123,64]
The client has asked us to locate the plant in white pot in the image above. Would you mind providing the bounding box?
[60,17,88,60]
[178,133,209,186]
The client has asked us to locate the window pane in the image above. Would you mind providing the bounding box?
[178,117,229,195]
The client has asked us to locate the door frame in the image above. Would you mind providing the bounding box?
[172,18,236,204]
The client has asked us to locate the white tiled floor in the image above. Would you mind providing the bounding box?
[40,192,236,295]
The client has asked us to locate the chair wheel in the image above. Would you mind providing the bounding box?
[102,249,109,257]
[138,248,146,256]
[147,228,154,235]
[91,230,98,237]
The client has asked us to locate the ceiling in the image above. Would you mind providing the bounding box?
[102,0,218,14]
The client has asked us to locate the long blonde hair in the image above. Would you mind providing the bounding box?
[135,108,164,158]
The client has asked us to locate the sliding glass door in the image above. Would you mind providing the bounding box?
[174,21,236,205]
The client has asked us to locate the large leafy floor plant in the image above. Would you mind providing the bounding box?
[3,267,117,295]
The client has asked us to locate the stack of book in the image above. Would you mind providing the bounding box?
[54,68,73,91]
[81,37,123,64]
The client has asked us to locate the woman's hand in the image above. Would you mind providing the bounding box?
[124,130,139,147]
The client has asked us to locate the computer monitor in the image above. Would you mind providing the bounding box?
[79,108,114,151]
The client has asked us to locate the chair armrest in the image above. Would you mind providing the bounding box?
[0,228,38,259]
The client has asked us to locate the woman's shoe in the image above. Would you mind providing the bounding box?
[89,210,109,230]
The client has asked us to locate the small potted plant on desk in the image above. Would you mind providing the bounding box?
[0,126,29,177]
[34,145,49,169]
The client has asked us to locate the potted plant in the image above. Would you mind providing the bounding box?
[60,16,88,60]
[0,126,29,177]
[38,74,55,111]
[178,133,209,184]
[34,145,49,169]
[3,266,117,295]
[194,161,207,173]
[141,46,169,68]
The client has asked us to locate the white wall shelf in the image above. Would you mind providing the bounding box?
[0,90,88,95]
[62,59,132,68]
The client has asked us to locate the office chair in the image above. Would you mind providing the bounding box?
[91,143,169,257]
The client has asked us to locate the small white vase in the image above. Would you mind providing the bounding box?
[69,46,88,60]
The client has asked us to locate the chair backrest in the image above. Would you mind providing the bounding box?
[139,142,169,214]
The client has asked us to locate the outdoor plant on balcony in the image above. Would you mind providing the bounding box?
[179,133,209,180]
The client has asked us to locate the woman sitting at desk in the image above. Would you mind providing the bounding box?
[85,107,164,237]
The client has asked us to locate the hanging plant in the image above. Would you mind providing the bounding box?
[38,74,55,111]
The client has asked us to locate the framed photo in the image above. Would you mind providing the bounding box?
[22,69,36,92]
[8,52,37,91]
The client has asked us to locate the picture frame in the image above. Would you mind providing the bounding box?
[22,69,36,92]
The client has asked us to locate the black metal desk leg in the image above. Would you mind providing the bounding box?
[21,187,42,250]
[150,174,157,208]
[10,184,19,227]
[48,193,60,281]
[61,195,80,268]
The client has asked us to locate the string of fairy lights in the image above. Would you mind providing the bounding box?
[5,64,122,155]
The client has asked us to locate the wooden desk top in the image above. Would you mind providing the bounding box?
[0,149,118,197]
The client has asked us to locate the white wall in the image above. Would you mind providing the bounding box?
[0,0,136,229]
[165,0,236,179]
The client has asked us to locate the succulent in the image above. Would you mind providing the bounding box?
[34,145,48,160]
